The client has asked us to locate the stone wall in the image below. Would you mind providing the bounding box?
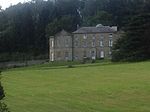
[49,30,119,61]
[73,32,118,60]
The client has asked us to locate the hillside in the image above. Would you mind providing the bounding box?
[2,61,150,112]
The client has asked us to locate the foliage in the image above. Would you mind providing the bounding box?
[0,0,150,61]
[83,11,113,26]
[112,13,150,62]
[0,72,9,112]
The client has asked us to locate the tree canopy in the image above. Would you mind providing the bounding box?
[112,13,150,62]
[0,0,149,61]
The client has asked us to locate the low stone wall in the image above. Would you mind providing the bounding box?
[0,60,48,69]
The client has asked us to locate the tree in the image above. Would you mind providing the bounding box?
[0,71,9,112]
[112,13,150,62]
[84,11,113,26]
[46,15,79,36]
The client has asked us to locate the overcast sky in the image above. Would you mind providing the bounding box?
[0,0,30,9]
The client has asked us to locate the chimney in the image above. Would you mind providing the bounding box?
[111,26,117,31]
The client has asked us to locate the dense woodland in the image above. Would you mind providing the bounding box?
[0,0,150,62]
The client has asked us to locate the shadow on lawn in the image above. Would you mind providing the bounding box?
[37,62,116,70]
[36,61,140,70]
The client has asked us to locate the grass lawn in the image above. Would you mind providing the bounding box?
[2,61,150,112]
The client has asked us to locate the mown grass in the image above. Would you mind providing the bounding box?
[2,61,150,112]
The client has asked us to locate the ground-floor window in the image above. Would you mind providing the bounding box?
[51,52,54,61]
[100,51,104,58]
[91,51,96,60]
[65,52,69,60]
[83,50,87,58]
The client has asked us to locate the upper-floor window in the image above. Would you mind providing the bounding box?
[100,35,104,39]
[51,40,54,48]
[83,41,87,47]
[74,38,78,47]
[92,36,95,40]
[100,40,103,47]
[92,36,96,47]
[65,39,69,47]
[109,34,113,38]
[109,39,113,47]
[92,40,95,47]
[83,34,87,39]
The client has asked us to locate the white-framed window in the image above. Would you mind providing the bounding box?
[109,34,113,38]
[100,35,104,39]
[92,40,95,47]
[109,48,112,55]
[109,51,112,55]
[51,52,54,61]
[109,39,113,47]
[92,36,95,40]
[83,50,87,57]
[91,51,96,60]
[83,34,87,39]
[51,40,54,48]
[92,36,96,47]
[100,40,103,47]
[100,51,104,58]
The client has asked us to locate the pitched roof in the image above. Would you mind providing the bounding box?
[73,26,117,34]
[55,29,72,36]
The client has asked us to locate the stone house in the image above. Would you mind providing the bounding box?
[49,24,118,61]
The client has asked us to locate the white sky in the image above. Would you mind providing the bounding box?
[0,0,30,9]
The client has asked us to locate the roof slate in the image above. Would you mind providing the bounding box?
[73,26,116,34]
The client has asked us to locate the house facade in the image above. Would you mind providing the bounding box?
[49,24,118,61]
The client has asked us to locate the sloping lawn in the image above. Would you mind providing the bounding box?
[2,61,150,112]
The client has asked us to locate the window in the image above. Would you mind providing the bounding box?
[92,40,95,47]
[74,38,78,47]
[74,56,78,60]
[51,40,54,48]
[91,51,96,60]
[92,36,95,40]
[83,50,87,57]
[109,34,113,38]
[100,40,103,47]
[83,34,87,39]
[109,51,112,55]
[65,52,69,60]
[65,39,69,47]
[109,39,113,47]
[51,52,54,61]
[100,51,104,58]
[100,35,104,39]
[109,48,112,55]
[83,41,87,47]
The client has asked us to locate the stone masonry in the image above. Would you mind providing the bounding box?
[49,24,119,61]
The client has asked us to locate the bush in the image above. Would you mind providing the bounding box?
[0,72,10,112]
